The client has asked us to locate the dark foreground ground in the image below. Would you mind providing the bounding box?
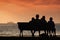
[0,35,60,40]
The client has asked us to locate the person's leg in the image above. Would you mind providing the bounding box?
[54,29,56,36]
[39,30,40,36]
[31,30,34,37]
[44,30,46,34]
[49,30,51,35]
[46,30,48,35]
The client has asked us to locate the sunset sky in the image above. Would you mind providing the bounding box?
[0,0,60,23]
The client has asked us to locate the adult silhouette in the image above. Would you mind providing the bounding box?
[40,16,47,34]
[48,17,56,36]
[29,17,35,36]
[34,14,41,36]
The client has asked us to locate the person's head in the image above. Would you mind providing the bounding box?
[36,14,39,19]
[42,16,45,20]
[32,17,35,21]
[50,17,53,21]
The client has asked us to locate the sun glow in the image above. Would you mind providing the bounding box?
[0,0,59,23]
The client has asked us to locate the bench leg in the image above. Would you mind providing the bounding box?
[20,30,23,37]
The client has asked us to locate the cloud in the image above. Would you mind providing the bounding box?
[0,0,60,23]
[17,0,60,5]
[35,0,60,5]
[19,0,35,3]
[0,0,60,7]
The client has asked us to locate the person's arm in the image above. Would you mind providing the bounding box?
[53,21,55,28]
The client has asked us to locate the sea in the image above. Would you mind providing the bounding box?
[0,23,60,37]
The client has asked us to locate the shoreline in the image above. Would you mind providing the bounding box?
[0,36,60,40]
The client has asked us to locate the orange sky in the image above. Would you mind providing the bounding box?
[0,0,60,23]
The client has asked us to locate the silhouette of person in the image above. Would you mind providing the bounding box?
[34,14,41,36]
[29,17,35,30]
[29,17,35,36]
[48,17,56,36]
[40,16,47,34]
